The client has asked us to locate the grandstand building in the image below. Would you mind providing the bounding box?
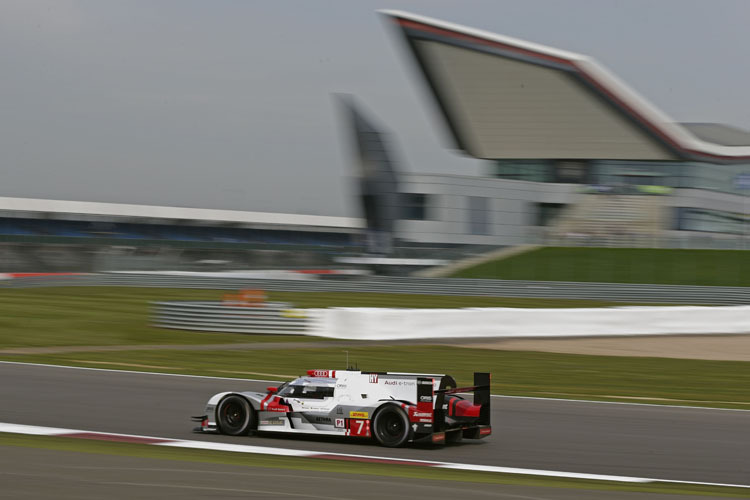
[0,196,364,272]
[375,10,749,249]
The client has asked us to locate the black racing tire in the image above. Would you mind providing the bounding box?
[372,405,410,448]
[217,395,255,436]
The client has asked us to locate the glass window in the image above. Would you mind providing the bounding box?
[401,193,430,220]
[536,203,566,226]
[278,384,334,399]
[676,207,747,234]
[494,160,553,182]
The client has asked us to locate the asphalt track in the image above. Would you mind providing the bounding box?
[1,362,748,486]
[5,446,731,500]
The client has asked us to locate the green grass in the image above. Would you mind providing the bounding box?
[1,434,747,497]
[4,286,745,411]
[453,247,750,286]
[0,287,650,349]
[4,346,749,410]
[0,287,316,348]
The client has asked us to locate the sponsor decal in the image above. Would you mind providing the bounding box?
[260,419,285,426]
[408,407,434,423]
[313,416,332,424]
[383,380,416,386]
[349,411,369,419]
[335,418,345,428]
[336,384,347,389]
[418,380,432,386]
[479,427,492,436]
[263,396,290,413]
[307,370,334,378]
[369,374,378,383]
[419,395,432,402]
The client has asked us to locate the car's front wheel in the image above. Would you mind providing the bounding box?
[372,405,410,447]
[217,395,255,436]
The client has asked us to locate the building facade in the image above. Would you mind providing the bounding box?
[378,11,749,248]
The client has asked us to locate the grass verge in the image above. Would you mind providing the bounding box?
[452,247,750,286]
[3,346,749,410]
[1,433,747,497]
[0,287,658,349]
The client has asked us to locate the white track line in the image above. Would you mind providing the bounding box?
[490,394,750,412]
[0,360,270,383]
[2,360,749,412]
[1,422,748,490]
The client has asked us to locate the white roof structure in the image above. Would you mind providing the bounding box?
[0,196,364,231]
[381,10,750,164]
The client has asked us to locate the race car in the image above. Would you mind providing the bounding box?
[192,369,491,447]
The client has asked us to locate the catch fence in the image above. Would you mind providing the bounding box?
[2,273,747,305]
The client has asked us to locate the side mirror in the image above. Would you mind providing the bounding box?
[266,386,278,394]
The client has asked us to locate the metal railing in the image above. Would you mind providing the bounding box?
[2,272,748,305]
[152,301,310,334]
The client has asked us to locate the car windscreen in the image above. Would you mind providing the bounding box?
[278,384,334,399]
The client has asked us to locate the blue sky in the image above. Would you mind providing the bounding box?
[1,1,748,216]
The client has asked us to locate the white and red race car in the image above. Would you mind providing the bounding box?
[193,370,491,447]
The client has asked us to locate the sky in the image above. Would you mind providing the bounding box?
[1,0,748,217]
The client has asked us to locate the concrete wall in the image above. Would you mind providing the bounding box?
[393,173,747,247]
[395,173,578,245]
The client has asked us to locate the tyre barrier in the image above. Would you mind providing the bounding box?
[152,301,311,335]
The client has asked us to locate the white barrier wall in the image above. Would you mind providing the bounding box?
[307,306,750,340]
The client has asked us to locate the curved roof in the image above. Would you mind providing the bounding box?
[381,10,750,164]
[0,196,363,230]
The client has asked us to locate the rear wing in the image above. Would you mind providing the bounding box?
[431,372,491,431]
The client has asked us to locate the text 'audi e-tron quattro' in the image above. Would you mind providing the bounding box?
[192,370,491,447]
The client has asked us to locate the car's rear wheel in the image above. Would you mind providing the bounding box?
[372,405,410,447]
[217,395,255,436]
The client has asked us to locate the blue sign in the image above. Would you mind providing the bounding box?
[734,173,750,190]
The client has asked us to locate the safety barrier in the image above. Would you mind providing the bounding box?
[307,306,750,340]
[1,272,748,305]
[152,301,310,335]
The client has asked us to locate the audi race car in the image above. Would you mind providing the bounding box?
[192,370,491,447]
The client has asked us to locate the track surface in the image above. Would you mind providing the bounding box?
[4,447,726,500]
[1,363,748,485]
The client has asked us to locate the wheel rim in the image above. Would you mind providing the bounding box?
[376,408,407,445]
[222,401,246,431]
[383,414,404,437]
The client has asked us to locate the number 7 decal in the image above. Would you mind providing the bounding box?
[345,418,371,437]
